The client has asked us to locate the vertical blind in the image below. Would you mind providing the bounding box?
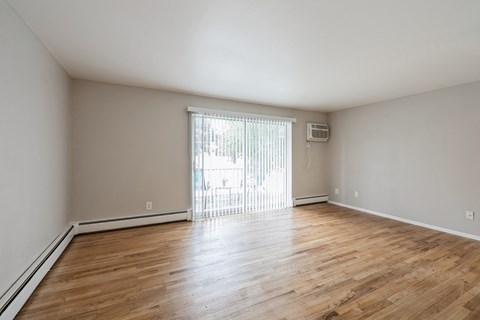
[191,112,292,219]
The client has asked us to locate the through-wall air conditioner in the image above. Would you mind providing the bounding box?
[307,123,329,142]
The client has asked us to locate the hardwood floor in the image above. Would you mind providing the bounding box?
[16,203,480,319]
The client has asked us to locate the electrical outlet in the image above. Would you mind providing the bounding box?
[335,188,339,195]
[466,211,474,221]
[354,191,359,198]
[146,201,153,210]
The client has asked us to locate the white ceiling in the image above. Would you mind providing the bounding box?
[8,0,480,112]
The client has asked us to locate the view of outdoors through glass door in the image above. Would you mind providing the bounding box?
[192,113,292,219]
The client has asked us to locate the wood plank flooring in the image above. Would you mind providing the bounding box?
[16,203,480,319]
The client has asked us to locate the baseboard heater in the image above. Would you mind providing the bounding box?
[293,194,329,206]
[0,209,190,319]
[77,210,189,234]
[0,225,75,320]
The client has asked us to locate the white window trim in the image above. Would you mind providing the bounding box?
[187,106,297,123]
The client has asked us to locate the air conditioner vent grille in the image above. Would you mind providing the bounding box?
[307,123,329,142]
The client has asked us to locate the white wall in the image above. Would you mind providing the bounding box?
[327,81,480,236]
[0,0,71,296]
[71,79,328,221]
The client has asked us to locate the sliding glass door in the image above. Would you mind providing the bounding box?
[191,112,292,219]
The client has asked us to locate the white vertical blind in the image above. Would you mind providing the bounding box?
[191,112,292,219]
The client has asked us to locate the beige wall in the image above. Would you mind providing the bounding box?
[327,81,480,236]
[71,79,328,221]
[0,0,71,296]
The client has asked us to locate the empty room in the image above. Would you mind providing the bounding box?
[1,0,480,319]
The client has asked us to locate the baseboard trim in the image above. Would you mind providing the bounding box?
[76,210,189,234]
[293,194,329,207]
[328,201,480,242]
[0,225,75,320]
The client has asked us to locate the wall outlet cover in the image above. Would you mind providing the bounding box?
[466,211,474,220]
[146,201,153,210]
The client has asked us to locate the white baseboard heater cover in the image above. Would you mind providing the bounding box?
[293,194,329,206]
[77,210,189,234]
[0,225,75,320]
[0,209,190,319]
